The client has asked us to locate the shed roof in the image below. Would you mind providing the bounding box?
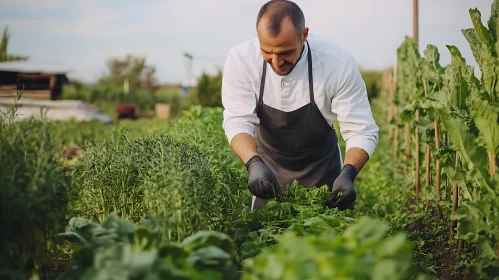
[0,60,71,74]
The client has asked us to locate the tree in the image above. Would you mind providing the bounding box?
[100,54,158,92]
[195,70,223,107]
[0,27,28,62]
[0,27,8,62]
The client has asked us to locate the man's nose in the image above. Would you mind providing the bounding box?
[272,55,284,67]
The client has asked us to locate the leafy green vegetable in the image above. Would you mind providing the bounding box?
[58,214,238,280]
[242,217,424,280]
[234,182,357,259]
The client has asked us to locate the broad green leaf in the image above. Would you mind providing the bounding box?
[404,98,446,113]
[343,217,389,245]
[446,45,477,111]
[469,8,496,57]
[456,217,480,241]
[372,260,400,280]
[450,208,468,220]
[180,231,236,256]
[186,246,233,267]
[397,37,422,102]
[477,237,498,262]
[59,216,128,250]
[471,98,499,156]
[463,8,499,101]
[101,213,137,235]
[488,0,499,42]
[234,228,247,239]
[375,233,412,259]
[319,214,343,228]
[157,243,186,259]
[133,227,161,251]
[462,28,481,65]
[444,118,497,197]
[422,44,444,84]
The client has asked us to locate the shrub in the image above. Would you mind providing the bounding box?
[0,101,70,279]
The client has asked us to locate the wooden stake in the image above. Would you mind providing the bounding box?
[415,110,420,204]
[425,146,431,211]
[387,72,394,140]
[451,152,460,237]
[435,119,443,219]
[489,152,496,177]
[404,122,410,175]
[393,126,399,161]
[392,105,398,146]
[450,182,458,236]
[389,72,399,162]
[422,77,431,212]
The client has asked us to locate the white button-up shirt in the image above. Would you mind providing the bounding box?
[221,33,379,157]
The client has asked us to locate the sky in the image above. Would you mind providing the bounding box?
[0,0,493,85]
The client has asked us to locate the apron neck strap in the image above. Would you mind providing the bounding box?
[258,40,315,108]
[306,40,315,105]
[258,59,267,108]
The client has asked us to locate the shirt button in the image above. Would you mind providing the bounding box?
[281,82,285,87]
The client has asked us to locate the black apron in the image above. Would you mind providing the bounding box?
[252,41,343,210]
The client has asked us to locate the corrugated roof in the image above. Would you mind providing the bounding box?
[0,60,71,74]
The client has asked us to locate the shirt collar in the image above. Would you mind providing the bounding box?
[285,40,308,78]
[296,41,308,66]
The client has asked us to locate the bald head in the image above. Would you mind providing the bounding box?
[256,0,305,39]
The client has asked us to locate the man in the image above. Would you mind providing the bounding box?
[221,0,379,211]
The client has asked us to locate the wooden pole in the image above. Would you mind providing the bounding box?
[387,72,394,140]
[435,119,443,219]
[489,152,496,176]
[451,152,460,237]
[425,146,431,211]
[404,123,410,175]
[393,126,399,161]
[415,109,420,204]
[422,78,431,211]
[390,72,399,162]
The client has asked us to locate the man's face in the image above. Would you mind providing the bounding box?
[257,16,308,76]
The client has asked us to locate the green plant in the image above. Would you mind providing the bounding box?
[75,107,247,241]
[385,1,499,277]
[57,214,238,280]
[0,26,28,62]
[234,182,356,259]
[243,217,428,280]
[0,95,70,279]
[360,69,384,100]
[194,71,223,107]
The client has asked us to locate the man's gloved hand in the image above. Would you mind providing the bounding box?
[245,155,282,200]
[326,164,357,210]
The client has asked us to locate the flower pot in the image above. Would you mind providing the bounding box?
[116,104,136,119]
[155,103,171,119]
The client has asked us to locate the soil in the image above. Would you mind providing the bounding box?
[404,216,476,280]
[51,241,70,277]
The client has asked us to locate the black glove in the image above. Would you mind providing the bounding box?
[245,155,282,200]
[326,164,357,210]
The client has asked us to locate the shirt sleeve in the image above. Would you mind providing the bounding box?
[331,54,379,158]
[221,48,260,144]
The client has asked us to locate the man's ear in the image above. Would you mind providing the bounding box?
[302,27,309,43]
